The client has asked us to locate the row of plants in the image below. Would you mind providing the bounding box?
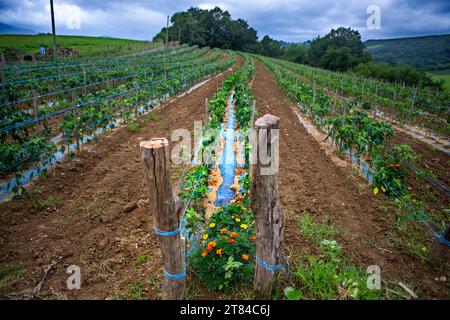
[265,57,450,136]
[179,56,257,291]
[0,49,224,176]
[1,50,236,196]
[260,56,447,260]
[1,46,209,104]
[2,44,192,81]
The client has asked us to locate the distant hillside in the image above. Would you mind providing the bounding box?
[0,23,34,35]
[365,34,450,71]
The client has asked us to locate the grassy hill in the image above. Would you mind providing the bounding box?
[365,34,450,72]
[0,34,158,63]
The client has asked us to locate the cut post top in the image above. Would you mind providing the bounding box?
[140,138,169,150]
[255,114,280,128]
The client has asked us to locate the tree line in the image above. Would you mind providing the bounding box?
[154,7,443,89]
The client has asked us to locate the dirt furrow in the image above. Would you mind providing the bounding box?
[252,61,448,299]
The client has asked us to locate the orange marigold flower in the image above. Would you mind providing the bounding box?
[242,254,249,261]
[216,248,223,256]
[201,251,207,257]
[229,238,235,245]
[396,163,401,168]
[388,164,394,168]
[250,236,256,242]
[207,241,216,248]
[220,228,228,234]
[230,232,238,238]
[205,245,213,253]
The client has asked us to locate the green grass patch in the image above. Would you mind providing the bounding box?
[145,113,160,122]
[293,240,384,300]
[428,70,450,91]
[0,263,26,281]
[299,212,339,245]
[288,213,385,300]
[126,122,142,133]
[134,254,148,266]
[31,195,61,210]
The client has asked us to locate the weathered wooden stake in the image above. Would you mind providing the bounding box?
[333,89,338,114]
[82,67,87,96]
[204,98,209,120]
[251,114,285,299]
[32,89,38,121]
[312,80,316,105]
[0,53,4,84]
[429,226,450,265]
[140,138,185,300]
[134,80,140,118]
[411,84,418,109]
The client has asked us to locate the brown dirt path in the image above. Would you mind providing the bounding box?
[0,56,243,300]
[252,61,448,299]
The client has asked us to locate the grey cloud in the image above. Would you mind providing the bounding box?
[0,0,449,41]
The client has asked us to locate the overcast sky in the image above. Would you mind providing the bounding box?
[0,0,449,42]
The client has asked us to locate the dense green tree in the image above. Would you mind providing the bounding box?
[307,27,370,71]
[153,7,259,52]
[260,35,284,58]
[282,43,308,64]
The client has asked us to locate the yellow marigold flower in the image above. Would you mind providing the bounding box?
[240,224,248,229]
[209,223,216,228]
[201,251,207,257]
[235,218,241,223]
[381,186,387,193]
[373,187,379,195]
[202,234,209,240]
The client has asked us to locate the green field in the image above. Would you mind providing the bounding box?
[0,34,160,62]
[428,70,450,91]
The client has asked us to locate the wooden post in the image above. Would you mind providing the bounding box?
[333,89,338,114]
[251,114,285,299]
[312,80,316,105]
[140,138,185,300]
[134,80,140,119]
[32,90,38,121]
[361,80,365,99]
[251,100,256,124]
[429,226,449,264]
[204,98,209,120]
[0,53,4,84]
[411,85,418,109]
[82,67,87,96]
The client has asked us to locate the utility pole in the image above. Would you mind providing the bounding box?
[165,15,169,47]
[50,0,57,62]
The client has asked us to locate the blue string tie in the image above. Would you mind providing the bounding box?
[154,225,181,237]
[255,256,290,274]
[163,267,186,280]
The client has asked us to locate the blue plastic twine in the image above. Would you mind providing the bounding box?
[163,267,186,280]
[255,256,290,274]
[154,226,181,237]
